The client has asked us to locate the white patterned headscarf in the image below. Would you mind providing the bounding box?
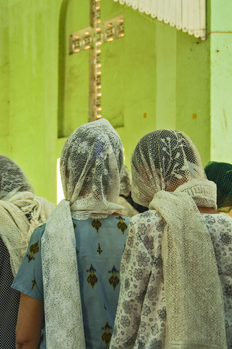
[131,130,227,349]
[120,165,132,197]
[61,118,124,219]
[0,154,34,199]
[42,119,124,349]
[0,155,54,276]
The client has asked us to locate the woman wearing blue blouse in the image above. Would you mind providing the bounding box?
[12,119,130,349]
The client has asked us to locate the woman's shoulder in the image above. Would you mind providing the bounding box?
[72,215,130,236]
[129,210,166,238]
[202,213,232,243]
[203,212,232,227]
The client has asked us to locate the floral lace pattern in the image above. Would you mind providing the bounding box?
[110,211,232,349]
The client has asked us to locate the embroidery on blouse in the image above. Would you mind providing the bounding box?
[101,322,112,346]
[31,279,37,290]
[97,243,103,255]
[26,240,39,263]
[92,219,102,233]
[116,216,128,234]
[108,265,120,290]
[86,264,98,289]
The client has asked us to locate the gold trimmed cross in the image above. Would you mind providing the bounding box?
[69,0,124,122]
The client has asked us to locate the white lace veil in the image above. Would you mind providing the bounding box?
[0,154,34,199]
[131,130,227,349]
[41,119,124,349]
[60,118,124,219]
[120,165,132,197]
[0,155,54,276]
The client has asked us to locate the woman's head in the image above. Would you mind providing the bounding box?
[205,161,232,208]
[60,119,124,208]
[131,129,206,207]
[0,155,34,200]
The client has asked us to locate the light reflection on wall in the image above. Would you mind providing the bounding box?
[57,158,65,204]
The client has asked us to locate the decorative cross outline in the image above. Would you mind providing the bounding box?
[69,0,124,121]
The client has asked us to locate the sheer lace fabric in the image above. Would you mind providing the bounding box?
[120,165,132,197]
[131,129,216,209]
[60,118,124,220]
[42,119,124,349]
[126,130,227,348]
[0,155,33,200]
[150,191,226,348]
[0,155,54,276]
[118,165,138,216]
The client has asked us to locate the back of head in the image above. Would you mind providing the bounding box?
[205,161,232,208]
[60,118,124,209]
[131,129,206,207]
[0,155,34,200]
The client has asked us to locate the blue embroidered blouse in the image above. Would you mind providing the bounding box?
[12,215,129,349]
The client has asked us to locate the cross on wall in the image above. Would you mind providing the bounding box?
[69,0,125,122]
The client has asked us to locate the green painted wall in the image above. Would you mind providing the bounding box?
[210,0,232,162]
[0,0,62,203]
[59,0,90,136]
[0,0,9,154]
[176,30,210,166]
[102,3,156,165]
[0,0,230,204]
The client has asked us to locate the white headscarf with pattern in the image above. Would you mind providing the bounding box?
[0,155,54,276]
[41,119,124,349]
[131,129,227,349]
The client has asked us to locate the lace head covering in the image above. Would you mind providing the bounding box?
[60,118,124,219]
[42,119,124,349]
[120,165,132,197]
[205,161,232,209]
[0,155,34,199]
[0,155,54,276]
[131,130,227,349]
[131,129,216,208]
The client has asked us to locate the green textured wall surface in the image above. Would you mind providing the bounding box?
[59,0,90,137]
[1,0,62,203]
[1,0,231,203]
[210,0,232,162]
[102,4,157,165]
[101,1,125,129]
[0,1,9,154]
[176,31,210,166]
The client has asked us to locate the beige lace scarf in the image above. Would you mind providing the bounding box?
[42,119,124,349]
[131,130,227,349]
[0,155,54,276]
